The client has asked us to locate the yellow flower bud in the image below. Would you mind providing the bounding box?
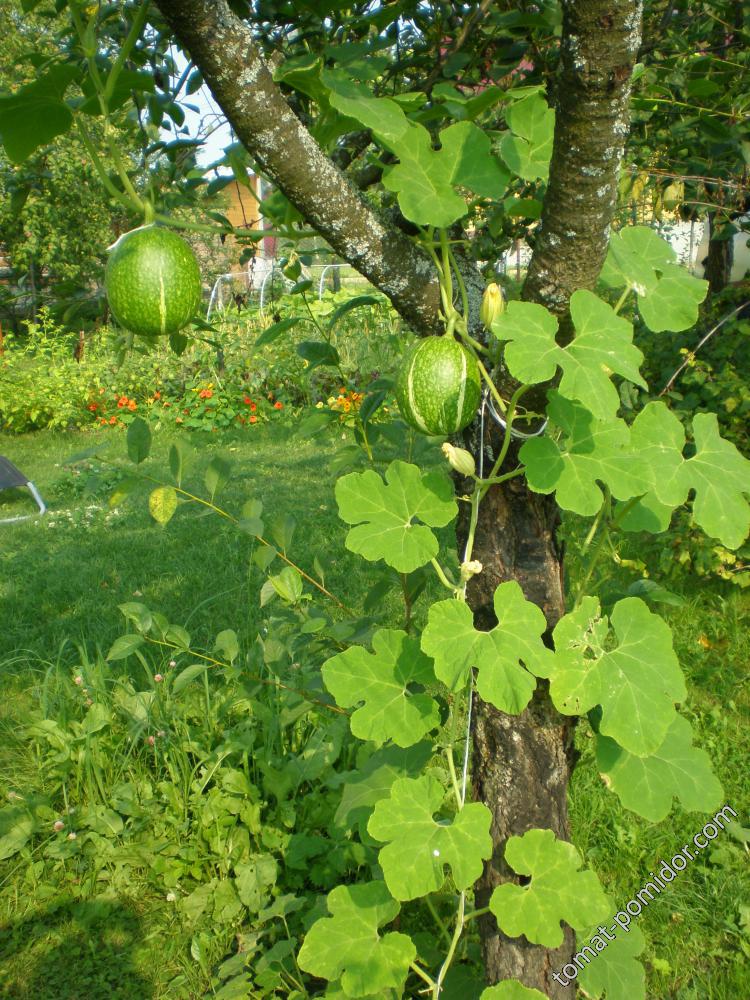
[480,283,505,331]
[442,442,476,478]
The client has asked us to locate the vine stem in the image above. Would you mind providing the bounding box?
[76,120,140,214]
[447,244,470,325]
[425,896,453,947]
[109,464,355,614]
[574,487,612,605]
[430,558,458,593]
[475,356,509,416]
[153,212,303,240]
[613,283,633,314]
[410,962,437,990]
[102,2,152,104]
[479,385,530,492]
[445,748,462,810]
[434,892,466,998]
[70,2,147,217]
[143,636,348,715]
[439,229,454,314]
[575,489,649,607]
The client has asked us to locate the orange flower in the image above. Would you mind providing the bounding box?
[274,401,283,410]
[117,396,128,408]
[249,415,258,424]
[88,403,98,412]
[127,400,137,411]
[250,402,256,412]
[109,415,117,425]
[153,391,161,399]
[199,388,213,399]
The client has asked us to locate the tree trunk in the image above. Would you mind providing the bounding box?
[704,212,734,294]
[465,2,643,992]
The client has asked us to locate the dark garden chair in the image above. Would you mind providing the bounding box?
[0,456,47,524]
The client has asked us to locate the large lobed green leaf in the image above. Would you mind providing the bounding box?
[420,582,547,714]
[335,461,457,573]
[490,828,610,948]
[322,69,507,226]
[600,226,708,331]
[577,924,647,1000]
[298,881,415,997]
[499,92,555,181]
[368,775,493,900]
[322,630,440,747]
[492,290,646,420]
[522,394,750,549]
[334,742,434,834]
[521,393,645,517]
[0,64,78,163]
[533,596,686,756]
[596,714,723,822]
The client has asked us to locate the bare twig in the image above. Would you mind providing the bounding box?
[659,301,750,397]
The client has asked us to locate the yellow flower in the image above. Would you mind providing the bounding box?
[480,283,505,330]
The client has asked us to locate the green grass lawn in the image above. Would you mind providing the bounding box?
[0,424,748,999]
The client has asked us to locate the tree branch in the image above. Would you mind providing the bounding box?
[153,0,442,335]
[523,0,643,313]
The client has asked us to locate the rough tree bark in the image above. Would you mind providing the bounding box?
[154,0,642,993]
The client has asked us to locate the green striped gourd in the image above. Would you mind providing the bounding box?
[105,225,202,337]
[396,335,481,435]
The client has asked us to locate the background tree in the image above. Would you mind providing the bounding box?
[626,0,749,292]
[0,0,135,328]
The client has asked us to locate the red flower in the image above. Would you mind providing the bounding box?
[250,402,256,412]
[88,403,98,412]
[274,401,283,410]
[243,395,252,405]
